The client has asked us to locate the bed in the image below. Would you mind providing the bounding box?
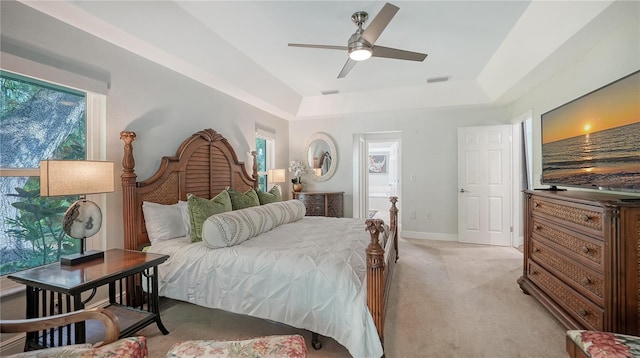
[120,128,399,357]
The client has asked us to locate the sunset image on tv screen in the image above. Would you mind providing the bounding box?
[541,71,640,191]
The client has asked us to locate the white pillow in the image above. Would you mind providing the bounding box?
[178,200,191,237]
[202,199,306,248]
[142,201,187,244]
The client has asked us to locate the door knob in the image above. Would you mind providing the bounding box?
[460,188,466,193]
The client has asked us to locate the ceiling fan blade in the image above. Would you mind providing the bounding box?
[338,58,357,78]
[372,46,428,61]
[360,3,399,45]
[288,43,348,51]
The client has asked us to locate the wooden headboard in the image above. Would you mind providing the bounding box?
[120,129,258,250]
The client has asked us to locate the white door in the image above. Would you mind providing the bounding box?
[457,125,512,246]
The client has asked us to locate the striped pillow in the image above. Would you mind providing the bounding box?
[202,200,306,248]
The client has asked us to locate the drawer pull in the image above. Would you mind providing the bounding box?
[581,246,590,254]
[533,225,540,231]
[581,214,592,222]
[534,202,540,208]
[581,277,591,285]
[578,308,589,317]
[532,247,540,253]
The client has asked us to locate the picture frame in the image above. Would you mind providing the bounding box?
[368,154,388,174]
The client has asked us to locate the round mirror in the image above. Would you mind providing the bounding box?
[305,132,337,182]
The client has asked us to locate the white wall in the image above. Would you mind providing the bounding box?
[289,106,509,237]
[508,0,640,191]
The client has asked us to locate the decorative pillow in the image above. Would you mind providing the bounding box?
[7,336,147,358]
[257,184,282,205]
[142,201,187,245]
[202,199,306,248]
[226,187,260,210]
[187,191,232,242]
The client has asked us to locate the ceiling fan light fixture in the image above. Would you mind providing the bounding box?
[349,47,372,61]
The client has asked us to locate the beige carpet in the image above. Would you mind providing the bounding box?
[139,238,566,357]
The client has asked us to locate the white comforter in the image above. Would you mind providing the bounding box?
[148,216,384,358]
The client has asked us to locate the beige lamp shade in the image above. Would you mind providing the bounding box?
[314,168,322,176]
[40,160,115,196]
[267,169,286,183]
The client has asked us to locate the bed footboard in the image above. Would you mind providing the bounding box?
[365,196,398,349]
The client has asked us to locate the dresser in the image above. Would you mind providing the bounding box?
[518,190,640,335]
[293,191,344,217]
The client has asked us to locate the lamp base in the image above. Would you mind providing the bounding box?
[60,250,104,266]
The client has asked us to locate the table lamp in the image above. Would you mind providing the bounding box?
[40,160,115,265]
[267,169,286,192]
[267,169,286,184]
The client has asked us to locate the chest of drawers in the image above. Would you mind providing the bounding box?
[293,191,343,217]
[518,190,640,335]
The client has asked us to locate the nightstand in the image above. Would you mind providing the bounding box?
[8,249,169,350]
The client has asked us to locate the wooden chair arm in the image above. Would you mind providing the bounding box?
[0,307,120,347]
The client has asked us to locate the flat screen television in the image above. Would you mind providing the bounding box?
[541,70,640,192]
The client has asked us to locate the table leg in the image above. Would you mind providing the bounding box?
[150,266,169,335]
[73,294,85,343]
[24,286,38,351]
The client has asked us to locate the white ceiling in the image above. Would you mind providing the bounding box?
[21,1,617,120]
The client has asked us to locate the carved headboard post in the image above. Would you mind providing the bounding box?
[120,131,137,251]
[389,196,399,262]
[251,151,258,189]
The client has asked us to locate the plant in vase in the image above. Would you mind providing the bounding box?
[288,160,308,192]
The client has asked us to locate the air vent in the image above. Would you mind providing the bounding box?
[426,76,450,84]
[321,89,340,95]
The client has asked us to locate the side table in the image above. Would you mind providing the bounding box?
[8,249,169,350]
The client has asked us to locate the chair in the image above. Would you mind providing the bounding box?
[0,307,147,357]
[566,330,640,357]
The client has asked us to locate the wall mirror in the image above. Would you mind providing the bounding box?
[305,132,337,182]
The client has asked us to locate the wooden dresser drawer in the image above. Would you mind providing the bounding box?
[528,261,603,331]
[297,194,325,216]
[531,239,604,305]
[531,197,604,237]
[531,218,604,271]
[293,192,344,218]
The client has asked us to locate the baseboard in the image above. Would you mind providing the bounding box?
[401,231,458,241]
[0,333,25,356]
[513,235,524,248]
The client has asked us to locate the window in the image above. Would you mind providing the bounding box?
[0,71,87,276]
[255,129,275,192]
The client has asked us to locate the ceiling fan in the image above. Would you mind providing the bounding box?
[288,2,428,79]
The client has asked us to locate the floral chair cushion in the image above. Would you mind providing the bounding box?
[7,336,147,358]
[166,334,306,358]
[567,330,640,358]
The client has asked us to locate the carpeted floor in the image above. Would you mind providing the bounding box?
[139,238,566,357]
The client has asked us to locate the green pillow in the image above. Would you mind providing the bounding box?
[187,191,232,242]
[226,188,260,210]
[257,185,282,205]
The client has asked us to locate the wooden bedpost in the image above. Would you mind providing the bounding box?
[120,131,137,251]
[251,150,258,189]
[389,196,399,262]
[365,219,386,344]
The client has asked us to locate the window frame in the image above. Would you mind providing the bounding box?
[256,128,276,191]
[0,63,107,294]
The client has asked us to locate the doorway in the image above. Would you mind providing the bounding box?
[353,132,401,222]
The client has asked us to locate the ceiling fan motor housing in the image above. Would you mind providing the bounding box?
[348,11,372,60]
